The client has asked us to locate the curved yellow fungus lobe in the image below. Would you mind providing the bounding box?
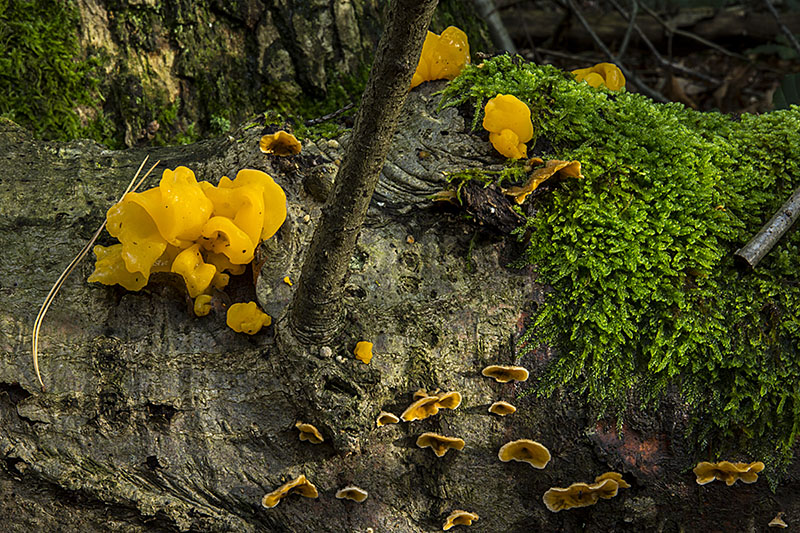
[543,478,619,512]
[193,294,213,317]
[226,302,272,335]
[354,341,373,364]
[572,62,626,91]
[411,26,470,89]
[482,94,534,159]
[259,130,302,156]
[692,460,765,486]
[262,474,318,508]
[443,510,479,530]
[89,166,287,298]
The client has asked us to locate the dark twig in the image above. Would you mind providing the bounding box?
[565,0,668,102]
[637,1,749,62]
[304,103,355,126]
[735,184,800,269]
[617,0,638,60]
[764,0,800,59]
[472,0,517,53]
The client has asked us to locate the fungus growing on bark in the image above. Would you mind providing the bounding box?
[481,365,529,383]
[542,478,619,512]
[262,474,319,508]
[482,94,533,159]
[504,159,584,204]
[171,243,217,297]
[572,62,626,91]
[692,461,765,486]
[335,486,369,502]
[401,395,443,422]
[413,388,430,401]
[595,471,630,489]
[226,302,272,334]
[410,26,470,89]
[376,411,400,427]
[259,131,302,156]
[488,400,516,416]
[416,432,465,457]
[283,276,292,286]
[354,341,374,364]
[193,294,213,317]
[295,421,324,444]
[443,509,479,530]
[498,439,550,469]
[87,244,149,291]
[435,391,462,410]
[769,513,788,528]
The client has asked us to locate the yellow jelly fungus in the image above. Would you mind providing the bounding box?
[483,94,534,159]
[572,62,626,91]
[230,169,287,241]
[226,302,272,334]
[200,177,266,246]
[205,251,247,276]
[283,276,292,286]
[411,26,470,89]
[194,294,213,317]
[171,243,217,298]
[354,341,373,364]
[105,189,168,278]
[259,131,302,156]
[200,216,256,265]
[87,244,149,291]
[211,271,230,290]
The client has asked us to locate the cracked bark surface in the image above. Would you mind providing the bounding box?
[2,85,800,532]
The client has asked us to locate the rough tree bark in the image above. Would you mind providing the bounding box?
[289,0,439,344]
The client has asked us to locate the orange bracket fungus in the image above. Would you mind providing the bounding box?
[335,486,369,502]
[416,432,466,457]
[443,510,479,530]
[692,461,765,486]
[226,302,272,334]
[410,26,470,89]
[504,159,584,204]
[482,94,534,159]
[413,388,432,401]
[769,512,788,528]
[262,475,319,508]
[571,62,626,91]
[498,439,551,469]
[259,130,302,156]
[543,478,619,512]
[376,411,400,427]
[354,341,374,364]
[595,471,630,489]
[488,400,516,416]
[295,421,324,444]
[482,365,529,383]
[401,391,462,422]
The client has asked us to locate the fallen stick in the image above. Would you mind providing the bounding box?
[735,184,800,269]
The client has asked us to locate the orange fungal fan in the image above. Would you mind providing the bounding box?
[572,62,626,91]
[411,26,470,89]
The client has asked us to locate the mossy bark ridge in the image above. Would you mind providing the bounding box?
[289,0,439,344]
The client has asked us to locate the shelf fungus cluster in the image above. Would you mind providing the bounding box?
[443,510,479,530]
[498,439,551,469]
[416,432,466,457]
[488,400,516,416]
[692,460,765,486]
[262,475,318,508]
[543,472,629,512]
[295,421,324,444]
[401,390,462,422]
[481,365,529,383]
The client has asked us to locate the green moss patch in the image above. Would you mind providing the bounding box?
[442,55,800,465]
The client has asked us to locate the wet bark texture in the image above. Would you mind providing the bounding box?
[2,85,800,532]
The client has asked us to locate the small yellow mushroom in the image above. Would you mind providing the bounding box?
[335,485,369,502]
[193,294,213,317]
[354,341,373,364]
[481,365,529,383]
[769,512,788,528]
[482,94,534,159]
[376,411,400,427]
[416,432,465,457]
[488,400,516,416]
[226,302,272,334]
[498,439,550,469]
[259,130,302,156]
[262,474,318,508]
[401,395,442,422]
[443,509,479,530]
[295,421,324,444]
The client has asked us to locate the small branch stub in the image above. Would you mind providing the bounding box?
[734,184,800,269]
